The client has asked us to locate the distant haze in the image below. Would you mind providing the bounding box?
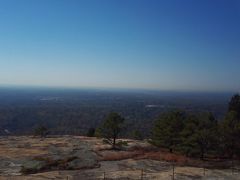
[0,0,239,92]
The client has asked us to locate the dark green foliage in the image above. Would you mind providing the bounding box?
[116,140,128,147]
[132,130,143,140]
[150,94,240,159]
[151,110,185,152]
[228,94,240,118]
[220,111,240,158]
[94,127,102,138]
[178,115,199,157]
[87,128,95,137]
[98,112,125,149]
[34,125,48,138]
[219,94,240,158]
[151,110,220,159]
[180,113,218,159]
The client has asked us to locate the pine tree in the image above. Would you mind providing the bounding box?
[228,94,240,118]
[220,94,240,158]
[180,113,218,159]
[99,112,125,149]
[221,111,240,158]
[151,110,185,152]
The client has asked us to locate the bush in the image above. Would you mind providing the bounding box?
[34,125,48,138]
[87,128,95,137]
[116,140,128,147]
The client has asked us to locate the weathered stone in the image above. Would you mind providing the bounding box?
[67,157,98,170]
[0,159,22,175]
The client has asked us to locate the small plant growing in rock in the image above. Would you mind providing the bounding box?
[116,140,128,147]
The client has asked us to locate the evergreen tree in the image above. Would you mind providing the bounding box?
[180,113,218,159]
[220,94,240,158]
[195,113,217,159]
[99,112,125,149]
[221,111,240,158]
[179,115,199,157]
[228,94,240,118]
[151,110,185,152]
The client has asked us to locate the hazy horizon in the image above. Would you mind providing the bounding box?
[0,84,238,95]
[0,0,239,92]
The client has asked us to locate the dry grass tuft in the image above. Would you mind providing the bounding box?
[99,150,144,161]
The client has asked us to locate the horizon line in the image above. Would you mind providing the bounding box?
[0,83,237,94]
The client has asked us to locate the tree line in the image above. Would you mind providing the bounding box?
[95,94,240,159]
[152,94,240,159]
[36,94,240,160]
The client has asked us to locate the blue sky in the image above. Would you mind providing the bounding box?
[0,0,239,92]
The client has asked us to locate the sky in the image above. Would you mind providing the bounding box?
[0,0,239,92]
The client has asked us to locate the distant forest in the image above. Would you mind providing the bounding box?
[0,87,231,137]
